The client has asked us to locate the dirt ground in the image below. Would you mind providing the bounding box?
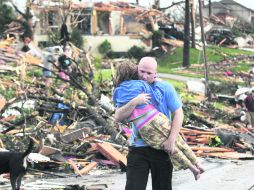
[1,158,253,190]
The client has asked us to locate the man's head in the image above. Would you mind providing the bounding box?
[138,57,157,84]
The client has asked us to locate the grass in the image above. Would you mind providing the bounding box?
[157,46,254,73]
[93,46,254,96]
[92,46,254,84]
[163,78,186,92]
[94,69,112,82]
[0,86,16,100]
[213,102,226,110]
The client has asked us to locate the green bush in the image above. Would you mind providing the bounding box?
[152,30,163,48]
[70,28,84,48]
[98,40,111,54]
[128,45,146,60]
[27,68,43,77]
[93,54,103,69]
[0,2,14,34]
[47,30,61,47]
[0,87,15,100]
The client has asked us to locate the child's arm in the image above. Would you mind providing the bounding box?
[115,93,151,122]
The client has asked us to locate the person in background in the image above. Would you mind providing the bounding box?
[20,34,42,59]
[243,89,254,128]
[57,44,73,93]
[42,53,57,88]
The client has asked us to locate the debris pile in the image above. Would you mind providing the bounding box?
[0,37,254,189]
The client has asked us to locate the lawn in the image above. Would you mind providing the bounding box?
[94,46,254,86]
[157,46,254,73]
[94,69,113,82]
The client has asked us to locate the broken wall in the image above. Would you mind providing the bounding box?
[97,11,110,34]
[110,11,121,35]
[123,15,147,35]
[72,8,92,35]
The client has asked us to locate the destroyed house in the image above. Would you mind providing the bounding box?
[203,0,254,24]
[32,1,169,53]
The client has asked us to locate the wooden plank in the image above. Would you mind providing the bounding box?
[96,142,127,166]
[61,127,92,143]
[0,138,4,148]
[0,96,6,111]
[68,159,81,175]
[39,146,61,156]
[181,128,215,135]
[23,54,42,65]
[191,146,234,152]
[196,152,254,160]
[79,162,97,175]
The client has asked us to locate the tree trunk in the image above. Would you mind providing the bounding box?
[209,0,212,18]
[154,0,160,9]
[183,0,190,67]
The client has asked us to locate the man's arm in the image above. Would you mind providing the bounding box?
[115,93,151,122]
[162,107,184,154]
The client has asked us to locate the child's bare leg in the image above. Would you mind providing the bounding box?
[195,163,205,173]
[189,164,201,180]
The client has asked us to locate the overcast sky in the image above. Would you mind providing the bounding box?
[125,0,254,10]
[13,0,254,12]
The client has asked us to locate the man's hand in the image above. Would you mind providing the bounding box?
[162,108,184,155]
[162,138,176,155]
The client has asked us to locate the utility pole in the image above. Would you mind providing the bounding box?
[183,0,190,68]
[198,0,209,98]
[190,0,196,48]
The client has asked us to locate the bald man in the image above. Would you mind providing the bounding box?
[115,57,183,190]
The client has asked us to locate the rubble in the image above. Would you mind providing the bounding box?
[1,21,254,190]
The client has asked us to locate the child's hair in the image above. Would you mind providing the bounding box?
[114,61,138,86]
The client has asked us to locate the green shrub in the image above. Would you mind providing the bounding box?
[98,40,111,55]
[47,30,61,46]
[128,45,146,60]
[70,28,84,48]
[152,30,163,48]
[93,54,103,69]
[27,68,43,77]
[0,87,15,100]
[0,2,14,34]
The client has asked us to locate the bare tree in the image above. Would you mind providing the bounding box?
[183,0,190,67]
[159,1,185,10]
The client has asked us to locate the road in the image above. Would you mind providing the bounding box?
[1,158,251,190]
[158,73,203,82]
[102,158,254,190]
